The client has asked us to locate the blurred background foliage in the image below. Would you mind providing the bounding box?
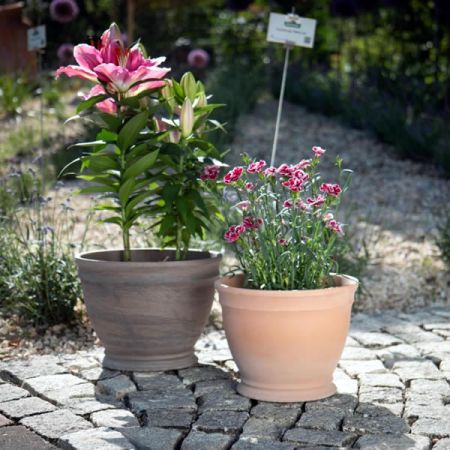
[5,0,446,173]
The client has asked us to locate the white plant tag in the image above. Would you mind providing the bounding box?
[28,25,47,51]
[267,12,316,48]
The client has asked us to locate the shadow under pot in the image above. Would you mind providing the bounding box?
[216,274,358,402]
[76,248,221,371]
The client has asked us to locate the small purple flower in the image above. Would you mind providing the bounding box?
[57,43,74,64]
[187,49,210,69]
[49,0,79,23]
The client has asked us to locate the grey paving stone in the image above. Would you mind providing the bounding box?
[68,398,120,415]
[358,373,404,388]
[0,383,30,402]
[334,369,358,395]
[351,332,403,348]
[132,373,184,393]
[423,322,450,331]
[241,416,284,440]
[0,355,67,383]
[0,396,56,419]
[91,409,140,428]
[283,427,358,447]
[393,360,443,381]
[251,403,300,427]
[193,378,237,398]
[79,367,120,382]
[198,391,251,413]
[145,408,194,429]
[409,378,450,397]
[61,355,100,373]
[403,400,448,420]
[0,425,57,449]
[346,336,361,347]
[179,365,230,386]
[296,406,345,431]
[121,426,184,450]
[350,313,384,332]
[39,381,97,407]
[232,439,296,450]
[0,413,12,427]
[359,386,403,404]
[340,346,378,360]
[342,414,410,434]
[356,402,403,417]
[127,389,196,412]
[354,433,430,449]
[384,324,443,344]
[194,410,249,433]
[415,341,450,364]
[20,409,93,439]
[23,373,86,396]
[59,427,135,450]
[433,438,450,450]
[411,417,450,438]
[96,375,137,400]
[305,394,358,414]
[181,431,235,450]
[339,360,387,376]
[377,344,422,368]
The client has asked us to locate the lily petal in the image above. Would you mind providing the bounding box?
[55,65,98,82]
[73,44,102,70]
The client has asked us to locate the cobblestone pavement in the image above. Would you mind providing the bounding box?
[1,306,450,449]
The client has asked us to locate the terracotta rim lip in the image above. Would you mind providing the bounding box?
[215,273,359,297]
[76,247,222,267]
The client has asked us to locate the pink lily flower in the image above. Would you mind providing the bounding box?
[56,23,170,98]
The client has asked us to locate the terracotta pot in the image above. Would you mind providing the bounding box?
[76,249,221,371]
[216,274,358,402]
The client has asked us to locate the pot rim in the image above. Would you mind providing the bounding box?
[215,273,358,298]
[76,247,221,266]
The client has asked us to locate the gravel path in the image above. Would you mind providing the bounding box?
[231,100,450,311]
[1,306,450,449]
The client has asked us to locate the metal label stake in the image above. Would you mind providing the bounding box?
[266,9,317,166]
[270,41,293,167]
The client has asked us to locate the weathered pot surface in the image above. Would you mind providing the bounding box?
[76,248,221,371]
[216,274,358,402]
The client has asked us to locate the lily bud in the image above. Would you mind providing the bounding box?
[161,81,176,113]
[197,92,207,108]
[180,72,197,102]
[108,23,122,42]
[168,129,181,144]
[180,98,194,138]
[196,80,205,93]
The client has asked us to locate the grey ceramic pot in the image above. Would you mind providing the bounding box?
[76,248,221,371]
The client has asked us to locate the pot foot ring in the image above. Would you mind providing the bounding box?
[237,381,337,402]
[102,352,198,372]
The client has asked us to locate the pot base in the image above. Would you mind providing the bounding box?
[237,381,337,402]
[102,352,198,372]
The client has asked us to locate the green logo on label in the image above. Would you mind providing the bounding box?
[284,21,301,29]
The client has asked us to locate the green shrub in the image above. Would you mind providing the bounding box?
[0,75,33,117]
[0,173,83,326]
[436,212,450,269]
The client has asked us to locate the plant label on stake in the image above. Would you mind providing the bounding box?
[267,12,316,166]
[27,25,47,51]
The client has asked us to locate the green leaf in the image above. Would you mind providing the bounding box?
[162,184,180,207]
[76,95,107,114]
[77,174,118,187]
[97,129,118,142]
[123,149,159,180]
[87,155,119,171]
[158,215,176,236]
[77,185,115,195]
[118,178,136,205]
[69,140,107,149]
[175,197,188,220]
[117,111,149,151]
[98,113,122,131]
[100,217,122,226]
[125,191,150,217]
